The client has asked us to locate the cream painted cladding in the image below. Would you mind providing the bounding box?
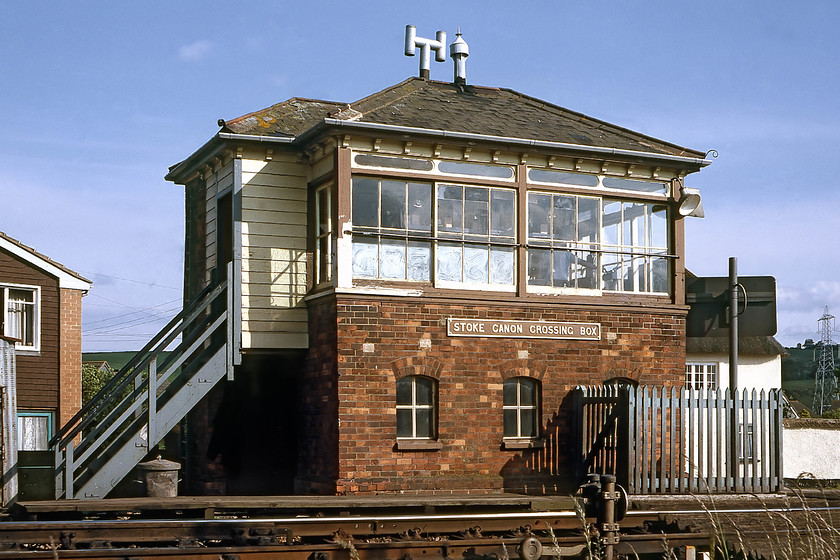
[200,148,313,351]
[240,151,311,349]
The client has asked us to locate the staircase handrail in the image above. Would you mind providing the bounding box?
[51,277,225,448]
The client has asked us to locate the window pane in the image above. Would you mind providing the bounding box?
[528,249,551,286]
[438,161,514,178]
[578,197,600,244]
[602,176,667,194]
[396,378,412,405]
[602,201,621,246]
[464,245,489,283]
[352,238,379,278]
[626,202,646,248]
[379,239,407,279]
[552,195,575,241]
[415,377,434,405]
[8,289,35,346]
[503,379,517,406]
[519,379,536,405]
[652,256,669,293]
[520,409,537,438]
[407,241,431,281]
[553,250,576,287]
[503,409,517,437]
[352,178,379,227]
[407,183,432,232]
[575,251,598,289]
[354,154,434,171]
[489,247,515,285]
[650,205,668,249]
[381,181,406,229]
[317,189,330,234]
[602,253,621,291]
[490,190,515,238]
[464,187,489,236]
[415,409,432,438]
[396,409,412,437]
[528,194,551,238]
[528,169,599,187]
[437,242,463,282]
[18,414,50,451]
[437,185,463,234]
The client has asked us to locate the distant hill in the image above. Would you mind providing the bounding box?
[782,343,840,415]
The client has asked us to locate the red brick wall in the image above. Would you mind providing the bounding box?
[328,295,686,495]
[58,288,83,429]
[294,295,340,494]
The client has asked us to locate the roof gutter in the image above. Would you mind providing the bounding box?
[321,118,712,168]
[165,132,297,183]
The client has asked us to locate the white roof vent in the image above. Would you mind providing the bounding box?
[450,30,469,85]
[405,25,446,79]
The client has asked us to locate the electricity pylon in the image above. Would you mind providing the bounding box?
[812,307,837,416]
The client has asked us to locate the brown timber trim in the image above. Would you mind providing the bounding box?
[673,214,686,305]
[516,163,528,297]
[348,167,671,203]
[336,147,352,239]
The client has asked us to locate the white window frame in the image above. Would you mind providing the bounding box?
[396,375,437,440]
[17,410,52,451]
[1,283,40,352]
[350,177,517,292]
[314,184,334,285]
[685,362,718,391]
[503,377,540,439]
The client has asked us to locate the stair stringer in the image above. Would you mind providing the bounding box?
[74,347,228,499]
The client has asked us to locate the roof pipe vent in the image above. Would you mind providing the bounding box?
[450,29,469,85]
[405,25,446,79]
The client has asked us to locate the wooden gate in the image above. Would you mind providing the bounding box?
[573,386,784,494]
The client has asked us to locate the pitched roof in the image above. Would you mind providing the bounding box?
[686,336,788,357]
[0,231,91,291]
[221,77,705,158]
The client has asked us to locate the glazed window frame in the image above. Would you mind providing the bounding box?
[395,375,437,440]
[350,177,517,291]
[685,362,718,391]
[353,154,516,182]
[1,284,40,352]
[503,377,540,440]
[314,184,334,285]
[526,191,672,295]
[17,410,52,451]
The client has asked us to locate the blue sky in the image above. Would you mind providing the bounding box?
[1,1,838,350]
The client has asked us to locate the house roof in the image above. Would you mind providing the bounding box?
[220,77,706,159]
[0,231,91,291]
[686,336,788,357]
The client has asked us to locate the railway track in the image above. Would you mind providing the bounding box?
[0,508,708,559]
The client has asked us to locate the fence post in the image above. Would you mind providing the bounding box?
[148,359,157,449]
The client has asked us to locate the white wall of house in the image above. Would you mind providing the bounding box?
[784,419,840,480]
[686,352,782,391]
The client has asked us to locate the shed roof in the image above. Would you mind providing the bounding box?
[0,231,91,291]
[221,77,705,159]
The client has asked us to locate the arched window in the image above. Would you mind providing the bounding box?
[396,376,436,439]
[503,377,540,438]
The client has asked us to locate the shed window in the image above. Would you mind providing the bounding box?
[503,377,540,438]
[396,376,437,439]
[1,285,39,351]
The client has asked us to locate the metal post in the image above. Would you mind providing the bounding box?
[728,257,738,390]
[728,257,739,490]
[599,474,619,560]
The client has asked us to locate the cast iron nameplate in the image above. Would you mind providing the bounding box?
[447,318,601,340]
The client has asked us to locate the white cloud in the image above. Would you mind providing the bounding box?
[178,40,213,62]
